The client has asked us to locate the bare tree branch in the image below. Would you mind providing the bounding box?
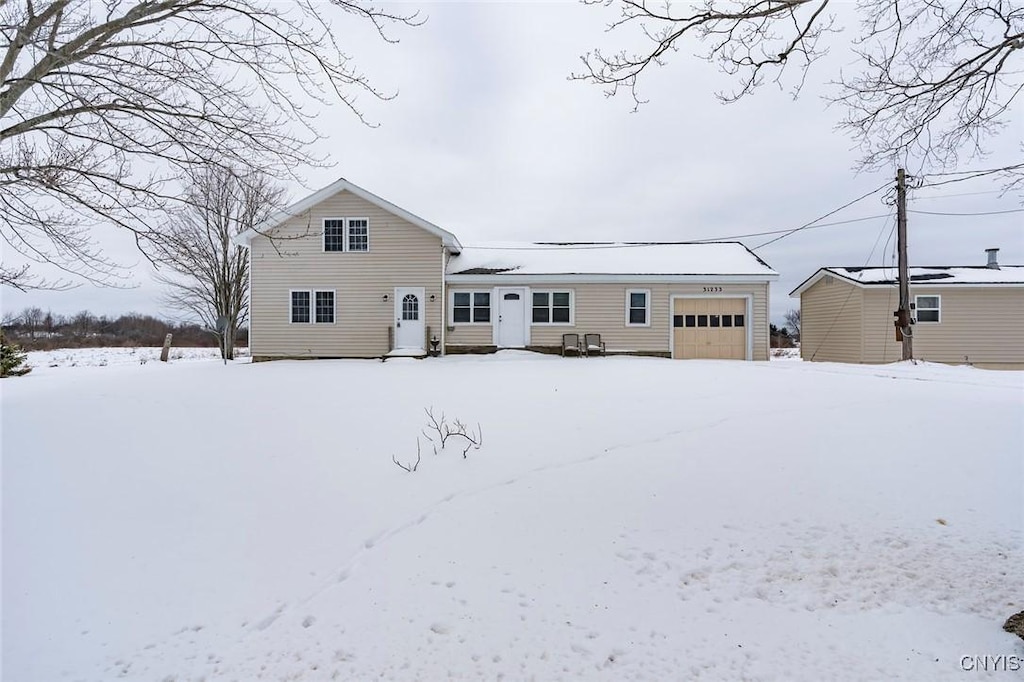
[151,165,282,360]
[574,0,1023,177]
[0,0,419,289]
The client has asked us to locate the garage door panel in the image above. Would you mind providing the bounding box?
[672,297,747,360]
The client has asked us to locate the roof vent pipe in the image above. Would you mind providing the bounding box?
[985,248,1000,269]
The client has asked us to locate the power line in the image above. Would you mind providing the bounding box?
[752,181,892,251]
[809,212,896,361]
[693,213,891,242]
[910,189,1005,200]
[908,208,1024,217]
[918,164,1024,189]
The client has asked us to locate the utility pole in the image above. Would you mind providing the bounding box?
[894,168,913,361]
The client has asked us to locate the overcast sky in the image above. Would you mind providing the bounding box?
[3,1,1022,325]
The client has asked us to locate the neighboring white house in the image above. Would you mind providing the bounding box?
[236,178,779,361]
[791,250,1024,369]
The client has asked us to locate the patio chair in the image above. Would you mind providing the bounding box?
[561,333,581,357]
[583,333,606,357]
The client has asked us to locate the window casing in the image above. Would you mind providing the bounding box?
[532,291,573,325]
[915,295,940,323]
[626,289,650,326]
[324,218,369,252]
[451,291,491,324]
[290,289,335,324]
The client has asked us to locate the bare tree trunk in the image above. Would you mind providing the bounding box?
[152,166,282,359]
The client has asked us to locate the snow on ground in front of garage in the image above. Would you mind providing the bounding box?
[2,352,1022,680]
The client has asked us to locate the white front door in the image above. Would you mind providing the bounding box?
[394,287,425,349]
[497,289,526,348]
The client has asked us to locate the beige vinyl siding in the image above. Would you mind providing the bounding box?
[800,276,864,362]
[445,288,495,347]
[860,285,904,364]
[447,282,770,360]
[249,190,444,358]
[862,286,1024,366]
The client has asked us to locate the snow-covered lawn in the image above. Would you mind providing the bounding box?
[21,345,246,373]
[2,352,1022,681]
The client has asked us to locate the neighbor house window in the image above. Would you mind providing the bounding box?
[291,289,335,324]
[626,289,650,326]
[451,291,491,324]
[532,291,573,324]
[916,295,940,323]
[324,218,369,252]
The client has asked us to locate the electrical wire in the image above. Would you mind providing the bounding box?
[910,189,1005,200]
[908,208,1024,217]
[808,211,896,361]
[752,181,892,251]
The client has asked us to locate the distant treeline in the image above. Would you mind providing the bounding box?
[1,308,248,350]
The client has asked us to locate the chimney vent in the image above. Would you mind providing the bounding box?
[985,248,1000,269]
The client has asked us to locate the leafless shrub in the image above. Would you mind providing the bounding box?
[392,438,422,473]
[421,407,483,459]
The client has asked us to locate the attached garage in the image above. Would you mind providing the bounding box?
[672,297,750,359]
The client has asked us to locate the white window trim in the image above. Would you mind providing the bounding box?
[322,217,370,253]
[625,288,651,327]
[289,288,336,324]
[915,294,941,324]
[449,290,493,325]
[531,289,575,326]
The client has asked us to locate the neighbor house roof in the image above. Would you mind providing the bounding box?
[234,177,462,251]
[790,265,1024,297]
[446,242,778,282]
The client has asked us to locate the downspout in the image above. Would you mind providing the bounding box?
[440,245,446,356]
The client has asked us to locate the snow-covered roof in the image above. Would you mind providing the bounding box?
[446,242,777,280]
[234,177,462,251]
[790,265,1024,296]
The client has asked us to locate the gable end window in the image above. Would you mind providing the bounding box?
[291,289,335,324]
[532,291,573,325]
[626,289,650,326]
[915,295,940,323]
[324,218,370,252]
[451,291,491,324]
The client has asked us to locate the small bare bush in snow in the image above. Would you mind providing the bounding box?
[392,439,422,473]
[392,408,484,473]
[422,407,482,459]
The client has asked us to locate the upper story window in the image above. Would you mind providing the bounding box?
[626,289,650,326]
[532,291,573,325]
[324,218,369,252]
[916,295,940,323]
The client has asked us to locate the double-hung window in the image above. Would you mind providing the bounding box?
[324,218,369,252]
[291,290,335,324]
[915,295,940,323]
[532,291,572,324]
[626,289,650,326]
[452,291,491,324]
